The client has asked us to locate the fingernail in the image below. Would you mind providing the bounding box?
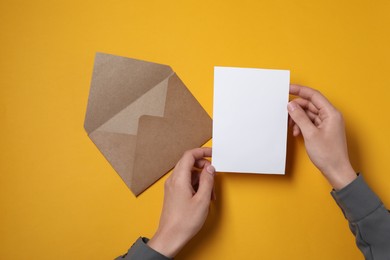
[287,102,297,112]
[206,165,215,175]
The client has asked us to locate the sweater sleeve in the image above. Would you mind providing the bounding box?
[116,237,171,260]
[331,174,390,260]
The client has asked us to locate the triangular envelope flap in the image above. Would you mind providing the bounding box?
[84,53,173,134]
[130,74,213,196]
[163,73,212,121]
[94,77,169,135]
[89,130,137,187]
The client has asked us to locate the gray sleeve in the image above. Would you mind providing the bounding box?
[116,237,171,260]
[331,174,390,260]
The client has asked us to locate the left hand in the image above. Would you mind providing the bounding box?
[147,147,216,258]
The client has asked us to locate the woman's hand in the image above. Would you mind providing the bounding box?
[147,147,215,258]
[288,84,357,190]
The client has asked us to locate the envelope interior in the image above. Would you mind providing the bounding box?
[95,77,169,135]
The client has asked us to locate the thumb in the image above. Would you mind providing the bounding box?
[287,101,316,137]
[195,163,215,202]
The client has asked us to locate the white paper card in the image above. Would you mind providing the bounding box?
[212,67,290,174]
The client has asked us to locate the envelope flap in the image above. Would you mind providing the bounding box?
[131,115,212,196]
[84,53,173,134]
[163,73,211,120]
[89,130,137,186]
[130,74,212,196]
[94,76,169,135]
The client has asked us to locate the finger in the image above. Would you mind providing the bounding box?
[293,123,301,136]
[289,109,322,127]
[287,101,317,137]
[195,164,215,202]
[194,158,211,169]
[289,120,301,136]
[290,84,333,111]
[314,116,322,126]
[174,147,212,181]
[306,110,319,122]
[292,97,319,114]
[291,98,322,123]
[304,110,323,127]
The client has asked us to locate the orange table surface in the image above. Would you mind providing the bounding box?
[1,1,389,259]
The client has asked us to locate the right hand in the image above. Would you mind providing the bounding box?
[287,84,357,190]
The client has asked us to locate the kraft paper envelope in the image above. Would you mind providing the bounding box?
[84,53,212,196]
[212,66,290,174]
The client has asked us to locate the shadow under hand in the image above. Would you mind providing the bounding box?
[345,119,363,174]
[285,129,299,179]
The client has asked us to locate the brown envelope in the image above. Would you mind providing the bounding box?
[84,53,212,196]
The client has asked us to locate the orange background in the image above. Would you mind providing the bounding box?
[1,0,389,259]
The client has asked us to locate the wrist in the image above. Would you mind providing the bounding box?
[323,163,357,191]
[147,229,186,258]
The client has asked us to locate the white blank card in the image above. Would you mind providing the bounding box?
[212,67,290,174]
